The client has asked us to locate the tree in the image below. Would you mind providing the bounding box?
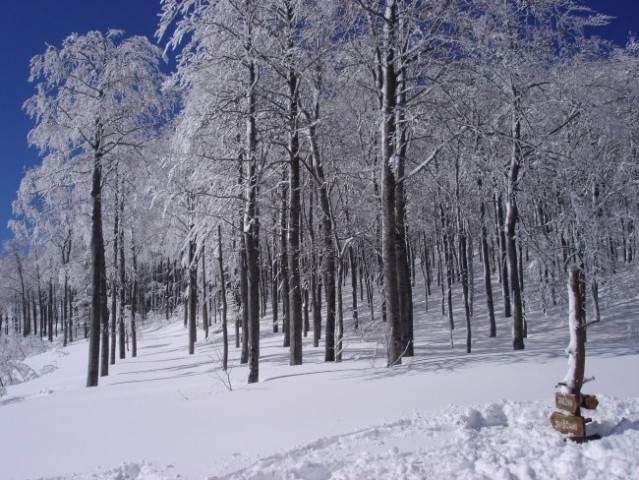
[468,0,608,350]
[25,30,169,386]
[160,0,267,382]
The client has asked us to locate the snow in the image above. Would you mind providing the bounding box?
[1,269,638,480]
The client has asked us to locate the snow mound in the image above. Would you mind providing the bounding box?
[219,397,639,480]
[41,462,178,480]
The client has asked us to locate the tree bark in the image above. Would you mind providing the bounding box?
[87,150,107,387]
[335,256,344,362]
[305,103,335,360]
[118,191,126,360]
[245,18,260,383]
[131,235,138,358]
[381,0,402,367]
[240,237,249,363]
[201,243,209,338]
[286,20,303,365]
[564,266,586,400]
[349,246,359,331]
[481,201,496,337]
[245,163,260,383]
[508,96,525,351]
[495,193,511,318]
[218,225,229,372]
[279,173,290,349]
[188,234,198,355]
[394,26,413,358]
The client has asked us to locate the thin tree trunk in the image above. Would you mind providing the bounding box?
[305,108,335,360]
[110,170,119,365]
[335,256,344,362]
[459,228,472,353]
[240,238,249,363]
[245,163,260,383]
[118,195,126,360]
[268,240,279,333]
[48,280,54,342]
[496,193,511,317]
[218,225,229,371]
[245,18,260,383]
[188,234,198,355]
[279,173,290,349]
[349,246,359,331]
[63,276,69,346]
[15,254,28,338]
[130,239,138,358]
[481,201,496,337]
[201,243,209,338]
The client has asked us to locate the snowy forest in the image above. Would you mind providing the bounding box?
[1,0,638,390]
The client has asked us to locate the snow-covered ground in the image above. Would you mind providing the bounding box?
[1,267,638,479]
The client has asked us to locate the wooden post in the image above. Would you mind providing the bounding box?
[550,266,600,442]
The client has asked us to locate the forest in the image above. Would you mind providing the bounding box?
[1,0,638,388]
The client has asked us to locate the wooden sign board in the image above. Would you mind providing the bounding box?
[550,411,586,437]
[581,394,599,410]
[555,393,579,413]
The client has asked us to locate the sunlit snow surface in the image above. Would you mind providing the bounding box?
[1,267,638,479]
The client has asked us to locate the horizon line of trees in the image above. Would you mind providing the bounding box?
[0,0,637,387]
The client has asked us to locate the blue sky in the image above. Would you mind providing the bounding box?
[0,0,637,249]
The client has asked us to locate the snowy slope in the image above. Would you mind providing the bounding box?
[1,268,638,480]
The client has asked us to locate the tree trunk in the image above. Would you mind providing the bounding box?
[440,208,455,336]
[201,244,209,338]
[48,279,54,343]
[87,152,106,387]
[118,194,126,360]
[188,235,198,355]
[335,256,344,362]
[63,276,69,346]
[381,0,402,366]
[245,164,260,383]
[287,49,303,366]
[240,238,249,363]
[496,193,511,317]
[481,201,496,337]
[218,225,229,372]
[131,236,138,358]
[245,23,260,383]
[110,170,119,365]
[564,266,586,400]
[394,33,413,358]
[15,254,28,338]
[268,241,279,333]
[459,228,472,353]
[306,115,335,361]
[349,246,359,331]
[508,98,525,351]
[279,174,290,349]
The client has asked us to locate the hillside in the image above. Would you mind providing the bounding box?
[1,266,638,480]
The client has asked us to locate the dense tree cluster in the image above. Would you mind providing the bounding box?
[1,1,637,386]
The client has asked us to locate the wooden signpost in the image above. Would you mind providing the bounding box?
[550,267,601,443]
[555,392,579,413]
[550,411,586,437]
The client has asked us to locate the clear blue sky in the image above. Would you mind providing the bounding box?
[0,0,637,249]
